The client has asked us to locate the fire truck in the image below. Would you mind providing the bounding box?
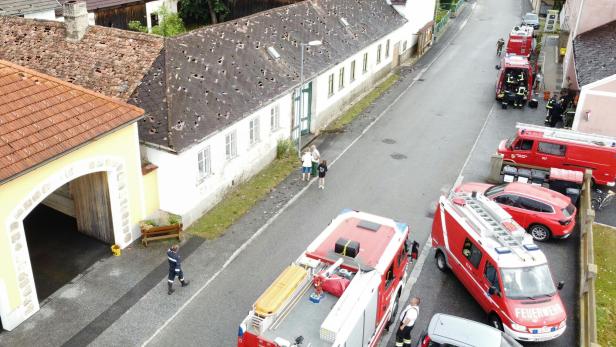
[237,209,411,347]
[495,55,534,107]
[506,25,535,57]
[499,123,616,186]
[431,190,567,342]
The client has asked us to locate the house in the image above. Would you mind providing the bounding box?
[572,74,616,136]
[561,0,616,90]
[0,59,151,331]
[0,0,59,20]
[56,0,178,31]
[134,0,419,226]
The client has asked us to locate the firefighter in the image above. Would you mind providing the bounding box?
[496,38,505,56]
[505,73,516,90]
[545,95,558,124]
[547,100,564,127]
[514,85,527,108]
[167,244,189,295]
[396,297,420,347]
[517,71,525,86]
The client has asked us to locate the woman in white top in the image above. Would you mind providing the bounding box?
[301,149,313,181]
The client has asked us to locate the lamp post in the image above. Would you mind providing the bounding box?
[297,40,322,155]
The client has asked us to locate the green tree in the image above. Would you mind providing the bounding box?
[128,20,147,33]
[151,5,186,37]
[179,0,230,25]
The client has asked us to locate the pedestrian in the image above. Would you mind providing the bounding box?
[310,144,320,178]
[167,244,189,295]
[496,38,505,56]
[301,149,312,181]
[317,160,328,189]
[395,297,420,347]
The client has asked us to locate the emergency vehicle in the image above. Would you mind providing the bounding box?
[506,25,535,57]
[495,55,534,105]
[499,123,616,186]
[431,190,567,342]
[237,209,411,347]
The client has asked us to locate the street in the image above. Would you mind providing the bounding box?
[136,0,577,346]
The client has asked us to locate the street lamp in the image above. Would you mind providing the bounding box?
[297,40,322,155]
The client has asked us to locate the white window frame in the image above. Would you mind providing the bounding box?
[385,39,390,58]
[362,52,368,73]
[328,73,335,96]
[197,146,211,183]
[350,60,356,82]
[225,130,238,160]
[338,67,345,90]
[377,44,382,64]
[270,104,280,132]
[249,116,261,145]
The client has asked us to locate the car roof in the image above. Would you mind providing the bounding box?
[428,314,504,347]
[503,182,569,207]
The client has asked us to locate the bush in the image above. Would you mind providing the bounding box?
[276,139,295,159]
[168,214,182,225]
[128,20,147,33]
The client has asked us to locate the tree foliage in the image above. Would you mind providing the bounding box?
[128,20,147,33]
[151,5,186,37]
[179,0,230,26]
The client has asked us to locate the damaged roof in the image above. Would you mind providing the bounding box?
[134,0,407,152]
[0,0,59,16]
[56,0,157,11]
[0,16,164,100]
[573,20,616,87]
[0,60,144,183]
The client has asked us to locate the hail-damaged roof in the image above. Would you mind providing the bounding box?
[133,0,407,152]
[573,20,616,87]
[0,16,164,100]
[0,0,60,16]
[0,60,144,183]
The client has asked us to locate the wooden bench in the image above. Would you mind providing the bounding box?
[141,223,182,246]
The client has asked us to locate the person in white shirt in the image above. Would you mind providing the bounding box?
[301,149,313,181]
[395,297,420,347]
[310,144,320,177]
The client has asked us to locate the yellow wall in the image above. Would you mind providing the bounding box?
[143,169,160,218]
[0,123,146,311]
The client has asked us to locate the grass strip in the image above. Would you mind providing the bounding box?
[326,73,399,132]
[593,223,616,346]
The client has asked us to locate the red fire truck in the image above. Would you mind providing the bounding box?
[499,123,616,186]
[506,25,535,57]
[431,190,567,342]
[495,55,534,107]
[237,209,411,347]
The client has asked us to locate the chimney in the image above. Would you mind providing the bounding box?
[64,1,88,42]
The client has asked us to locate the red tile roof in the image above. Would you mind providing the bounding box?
[0,60,144,183]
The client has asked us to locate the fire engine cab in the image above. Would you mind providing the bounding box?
[237,209,411,347]
[431,190,567,342]
[506,25,535,57]
[499,123,616,186]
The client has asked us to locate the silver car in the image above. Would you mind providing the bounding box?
[417,314,522,347]
[522,12,540,29]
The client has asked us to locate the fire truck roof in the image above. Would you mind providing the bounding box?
[306,210,408,273]
[504,55,530,67]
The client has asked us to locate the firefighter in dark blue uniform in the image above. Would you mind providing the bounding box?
[167,245,189,295]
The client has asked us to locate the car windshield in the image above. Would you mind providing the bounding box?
[485,184,507,197]
[524,14,538,21]
[501,265,557,299]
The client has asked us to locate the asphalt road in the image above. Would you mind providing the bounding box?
[148,0,577,346]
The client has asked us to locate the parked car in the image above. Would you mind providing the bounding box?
[522,12,540,29]
[456,182,576,241]
[418,313,523,347]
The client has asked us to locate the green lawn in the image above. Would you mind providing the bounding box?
[593,223,616,346]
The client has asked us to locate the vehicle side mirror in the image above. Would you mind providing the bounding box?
[495,65,501,70]
[488,286,497,296]
[557,281,565,290]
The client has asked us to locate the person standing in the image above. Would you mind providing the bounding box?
[514,85,527,108]
[396,297,420,347]
[167,244,189,295]
[496,38,505,56]
[310,145,320,178]
[317,160,328,189]
[301,149,312,181]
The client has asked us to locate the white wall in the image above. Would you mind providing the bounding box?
[392,0,437,48]
[144,94,293,226]
[24,9,57,21]
[146,0,179,31]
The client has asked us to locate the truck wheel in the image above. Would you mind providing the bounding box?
[529,224,550,242]
[385,291,401,330]
[436,251,448,272]
[488,313,503,331]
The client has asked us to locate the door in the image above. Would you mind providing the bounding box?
[294,82,312,135]
[493,194,528,227]
[482,260,505,313]
[392,42,400,67]
[536,141,566,168]
[460,238,485,305]
[510,138,535,165]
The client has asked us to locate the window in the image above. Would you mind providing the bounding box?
[461,238,482,269]
[494,194,519,207]
[150,13,159,27]
[538,142,566,156]
[514,139,534,151]
[270,105,280,132]
[362,52,368,73]
[376,44,382,64]
[385,39,390,58]
[484,262,500,292]
[225,130,237,160]
[197,146,211,182]
[328,73,334,96]
[338,67,345,90]
[350,60,356,82]
[403,40,408,52]
[385,262,395,289]
[518,197,554,213]
[249,117,260,145]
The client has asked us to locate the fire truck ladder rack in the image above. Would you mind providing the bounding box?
[456,193,535,262]
[517,122,616,148]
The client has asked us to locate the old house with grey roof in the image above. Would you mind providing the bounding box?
[0,0,60,20]
[1,0,436,228]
